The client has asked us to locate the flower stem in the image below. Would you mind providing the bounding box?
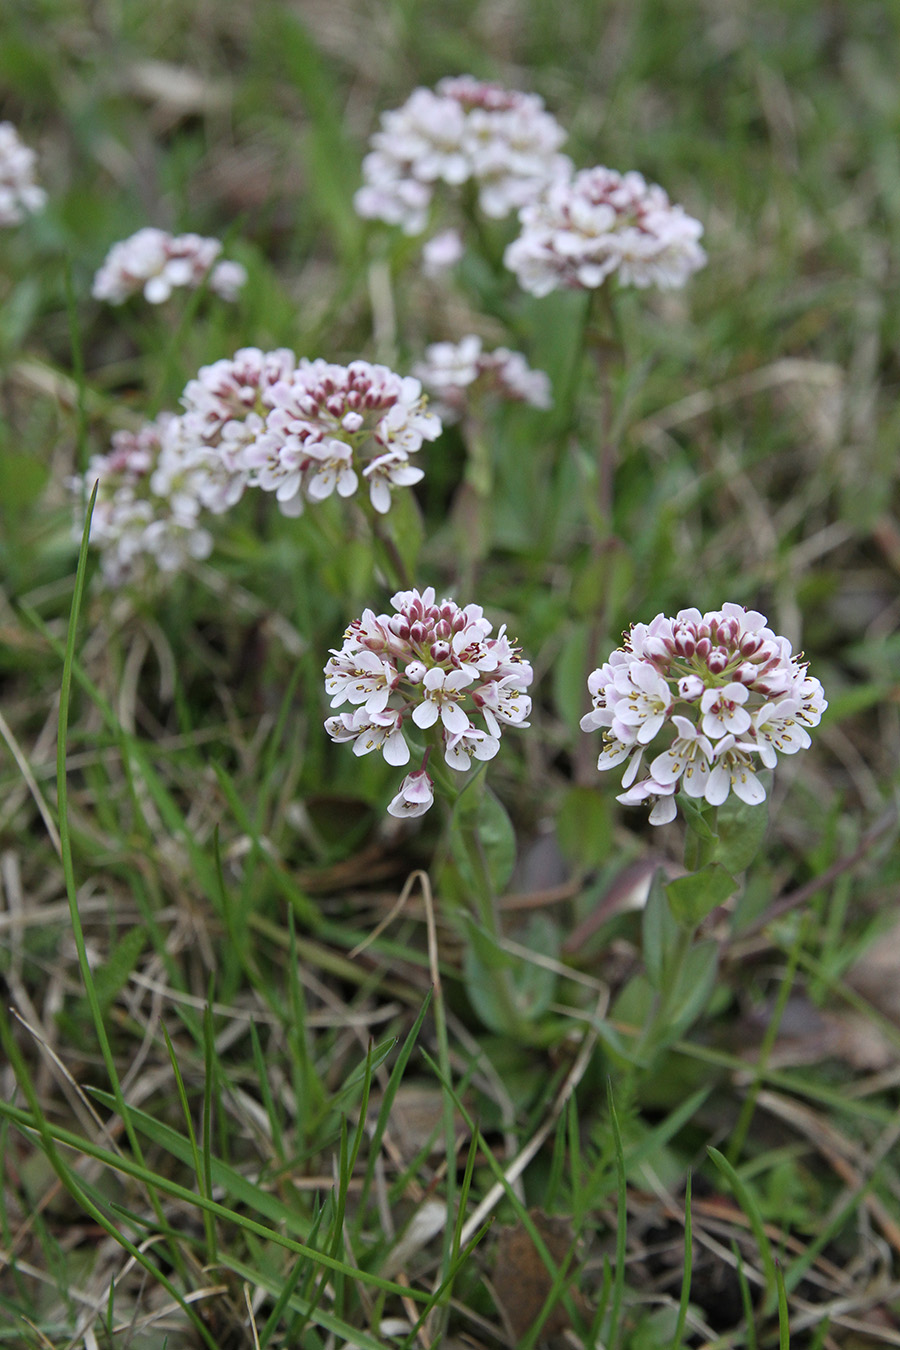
[433,756,534,1042]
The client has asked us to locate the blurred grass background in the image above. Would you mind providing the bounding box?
[1,1,900,1346]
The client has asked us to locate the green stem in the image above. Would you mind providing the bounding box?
[727,916,807,1164]
[436,763,534,1043]
[355,494,413,591]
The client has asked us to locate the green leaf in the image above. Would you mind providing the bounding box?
[552,622,591,733]
[556,785,612,869]
[0,447,49,510]
[667,939,719,1037]
[461,913,558,1032]
[642,869,680,989]
[267,12,364,262]
[666,863,738,927]
[91,927,147,1015]
[715,793,769,873]
[450,784,516,896]
[680,795,718,842]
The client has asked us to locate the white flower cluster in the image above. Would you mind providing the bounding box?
[355,75,570,236]
[504,166,706,297]
[92,228,247,305]
[72,349,445,587]
[0,122,46,226]
[179,346,299,514]
[244,359,441,516]
[324,586,533,818]
[581,603,827,825]
[69,417,212,588]
[413,335,552,422]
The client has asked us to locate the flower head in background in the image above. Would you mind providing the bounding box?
[505,166,706,297]
[69,416,213,588]
[325,586,533,816]
[355,76,570,235]
[92,228,247,305]
[179,347,298,514]
[581,603,826,824]
[413,335,552,423]
[246,359,441,516]
[0,122,46,226]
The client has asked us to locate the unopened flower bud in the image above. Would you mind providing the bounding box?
[695,637,711,659]
[405,660,427,683]
[678,674,705,701]
[409,621,426,643]
[342,411,364,432]
[707,647,729,674]
[430,640,451,662]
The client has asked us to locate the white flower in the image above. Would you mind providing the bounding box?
[610,662,673,744]
[325,588,532,809]
[422,228,464,275]
[750,700,811,768]
[443,724,501,770]
[616,778,678,826]
[413,336,552,422]
[649,716,713,797]
[705,736,766,807]
[254,360,442,517]
[700,682,752,740]
[387,770,435,818]
[324,648,397,714]
[355,76,568,235]
[0,122,46,226]
[504,165,706,297]
[93,228,244,305]
[69,413,213,589]
[209,259,247,301]
[412,667,474,733]
[325,707,410,766]
[582,603,826,824]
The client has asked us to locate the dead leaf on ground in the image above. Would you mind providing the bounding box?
[846,920,900,1023]
[737,994,896,1074]
[491,1209,588,1345]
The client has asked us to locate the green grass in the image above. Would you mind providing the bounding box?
[1,0,899,1345]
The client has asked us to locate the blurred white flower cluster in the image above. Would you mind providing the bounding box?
[505,166,706,296]
[413,335,552,422]
[0,122,46,226]
[243,358,442,516]
[354,75,570,236]
[71,350,445,586]
[324,586,533,817]
[69,418,213,588]
[581,603,827,824]
[92,228,247,305]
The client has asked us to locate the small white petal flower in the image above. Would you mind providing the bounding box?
[700,682,752,739]
[412,667,474,732]
[325,588,531,812]
[387,770,435,818]
[356,77,568,235]
[649,716,713,797]
[505,164,705,297]
[93,228,243,306]
[582,603,824,824]
[0,122,46,226]
[705,736,766,807]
